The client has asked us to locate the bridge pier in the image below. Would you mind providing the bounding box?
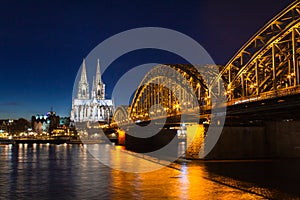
[204,126,266,159]
[265,120,300,158]
[204,120,300,159]
[184,124,205,159]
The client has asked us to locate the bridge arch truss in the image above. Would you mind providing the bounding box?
[129,64,213,121]
[210,1,300,103]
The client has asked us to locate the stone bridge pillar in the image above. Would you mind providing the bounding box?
[185,124,205,159]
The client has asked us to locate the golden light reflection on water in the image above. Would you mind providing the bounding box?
[107,150,262,199]
[110,162,262,199]
[184,163,262,200]
[82,141,265,199]
[85,143,173,173]
[0,144,294,199]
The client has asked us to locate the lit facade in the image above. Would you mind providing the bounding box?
[70,59,114,123]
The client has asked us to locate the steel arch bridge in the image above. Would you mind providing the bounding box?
[112,64,220,124]
[112,105,129,126]
[113,1,300,125]
[130,64,218,122]
[211,1,300,103]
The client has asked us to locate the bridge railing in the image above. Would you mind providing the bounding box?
[227,86,300,106]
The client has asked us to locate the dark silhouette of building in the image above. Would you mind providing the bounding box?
[31,111,60,134]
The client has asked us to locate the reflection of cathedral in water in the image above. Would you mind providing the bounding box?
[70,59,114,123]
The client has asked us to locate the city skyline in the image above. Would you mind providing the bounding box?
[0,0,294,120]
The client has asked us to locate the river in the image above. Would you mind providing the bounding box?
[0,143,299,199]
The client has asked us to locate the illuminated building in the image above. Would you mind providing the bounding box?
[31,111,59,134]
[70,59,114,123]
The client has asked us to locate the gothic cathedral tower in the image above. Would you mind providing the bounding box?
[71,58,113,123]
[77,59,90,99]
[95,59,105,100]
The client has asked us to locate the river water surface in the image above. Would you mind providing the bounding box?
[0,143,300,199]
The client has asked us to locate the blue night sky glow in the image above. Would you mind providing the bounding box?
[0,0,294,120]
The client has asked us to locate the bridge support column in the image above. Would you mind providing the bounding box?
[185,124,205,159]
[204,126,267,159]
[265,120,300,158]
[202,120,300,159]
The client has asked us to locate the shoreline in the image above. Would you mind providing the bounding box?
[0,138,119,145]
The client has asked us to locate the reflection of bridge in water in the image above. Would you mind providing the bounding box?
[112,1,300,159]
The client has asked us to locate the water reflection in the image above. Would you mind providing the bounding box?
[0,144,299,199]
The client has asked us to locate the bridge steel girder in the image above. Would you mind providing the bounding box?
[111,105,129,127]
[127,64,214,122]
[210,1,300,103]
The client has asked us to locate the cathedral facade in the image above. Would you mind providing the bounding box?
[70,59,114,123]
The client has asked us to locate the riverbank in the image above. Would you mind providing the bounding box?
[0,138,121,145]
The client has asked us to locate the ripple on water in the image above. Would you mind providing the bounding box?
[0,144,299,199]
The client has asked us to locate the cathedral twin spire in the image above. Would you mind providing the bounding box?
[78,58,105,100]
[96,59,102,85]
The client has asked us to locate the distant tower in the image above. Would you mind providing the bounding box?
[95,59,105,100]
[77,58,90,99]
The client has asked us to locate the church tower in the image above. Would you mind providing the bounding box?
[77,58,90,99]
[71,58,113,123]
[95,59,105,100]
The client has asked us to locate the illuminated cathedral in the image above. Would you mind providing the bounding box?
[70,59,114,123]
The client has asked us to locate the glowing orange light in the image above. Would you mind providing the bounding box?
[117,129,126,146]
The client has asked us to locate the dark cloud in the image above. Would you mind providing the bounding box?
[0,102,21,106]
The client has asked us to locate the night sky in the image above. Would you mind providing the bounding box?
[0,0,294,120]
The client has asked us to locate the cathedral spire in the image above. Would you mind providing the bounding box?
[92,76,96,99]
[95,59,105,100]
[80,58,88,83]
[77,58,89,99]
[96,59,102,84]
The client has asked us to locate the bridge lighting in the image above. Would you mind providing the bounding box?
[288,73,295,79]
[225,90,231,95]
[173,104,180,109]
[250,84,254,89]
[203,120,210,125]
